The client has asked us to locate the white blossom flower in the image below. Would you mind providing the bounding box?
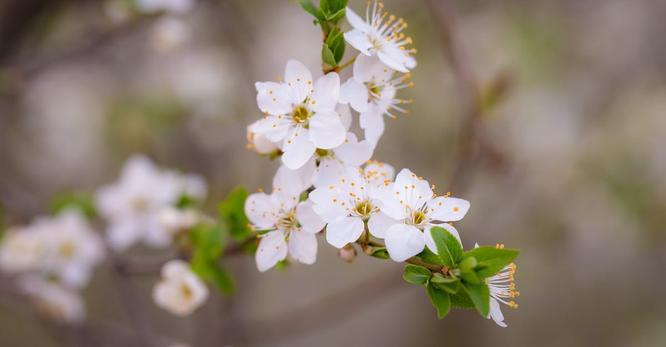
[375,168,470,262]
[344,1,417,73]
[340,54,413,145]
[245,166,325,271]
[312,132,375,188]
[137,0,194,14]
[38,211,105,289]
[477,243,519,327]
[153,260,208,316]
[309,161,395,248]
[247,119,280,155]
[252,60,346,170]
[96,155,207,251]
[157,207,199,238]
[19,277,85,324]
[0,227,44,274]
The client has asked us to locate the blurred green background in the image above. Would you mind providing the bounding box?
[1,0,666,346]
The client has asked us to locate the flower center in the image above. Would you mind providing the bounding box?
[411,211,426,226]
[369,35,383,50]
[132,196,149,212]
[315,148,332,158]
[59,241,76,259]
[180,283,193,300]
[276,211,299,231]
[292,105,312,124]
[366,82,383,102]
[353,200,374,219]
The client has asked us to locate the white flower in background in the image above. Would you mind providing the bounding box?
[0,227,44,273]
[252,60,346,170]
[340,54,413,145]
[137,0,194,14]
[478,243,519,327]
[96,155,207,251]
[245,166,325,271]
[375,169,470,262]
[151,17,192,52]
[247,119,279,155]
[158,207,199,238]
[344,1,417,73]
[38,211,105,289]
[19,277,85,324]
[310,162,395,248]
[153,260,208,316]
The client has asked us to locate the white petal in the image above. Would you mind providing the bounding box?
[340,78,369,113]
[335,103,353,131]
[326,217,364,248]
[360,111,385,145]
[377,43,414,73]
[344,30,373,55]
[107,222,142,251]
[345,7,370,31]
[377,184,407,220]
[282,127,316,170]
[255,231,288,272]
[428,197,471,222]
[384,224,425,262]
[313,158,345,189]
[353,53,394,84]
[393,168,433,209]
[273,162,313,197]
[310,72,340,112]
[367,212,397,239]
[288,231,317,265]
[308,111,346,149]
[424,223,462,254]
[309,187,348,222]
[334,132,374,167]
[251,116,291,143]
[244,192,278,229]
[256,82,293,115]
[296,201,326,233]
[284,60,313,104]
[489,298,507,327]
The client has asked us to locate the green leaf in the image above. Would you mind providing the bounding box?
[219,187,253,242]
[426,283,451,319]
[190,223,235,295]
[50,193,97,219]
[463,246,519,278]
[368,247,389,259]
[460,268,482,284]
[325,8,346,22]
[434,280,460,295]
[325,28,345,64]
[450,291,475,309]
[402,264,431,285]
[462,282,490,317]
[459,256,478,272]
[299,0,325,22]
[175,194,199,209]
[322,44,337,66]
[417,248,445,266]
[429,226,463,267]
[430,272,458,284]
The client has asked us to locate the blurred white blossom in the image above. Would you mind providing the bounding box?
[153,260,208,316]
[19,277,86,324]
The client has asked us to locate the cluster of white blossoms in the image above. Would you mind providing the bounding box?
[245,2,469,269]
[0,210,104,323]
[96,155,207,251]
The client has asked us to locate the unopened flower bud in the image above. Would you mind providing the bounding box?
[338,244,357,263]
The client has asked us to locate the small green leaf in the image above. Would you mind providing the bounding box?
[463,246,519,278]
[434,280,460,295]
[462,282,490,317]
[325,28,346,64]
[276,259,290,271]
[299,0,325,22]
[459,256,478,272]
[430,272,458,284]
[402,264,431,285]
[417,248,445,266]
[450,291,475,309]
[219,187,252,242]
[322,44,337,66]
[460,269,481,284]
[325,8,346,22]
[175,194,199,209]
[426,283,451,319]
[430,226,463,267]
[368,247,390,259]
[50,193,97,219]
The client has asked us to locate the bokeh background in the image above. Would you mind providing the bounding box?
[1,0,666,346]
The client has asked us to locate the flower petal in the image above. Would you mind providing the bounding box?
[288,231,317,265]
[244,192,278,229]
[309,186,348,222]
[360,111,385,145]
[384,224,425,262]
[428,197,471,222]
[393,168,433,209]
[281,127,316,169]
[325,217,364,248]
[273,161,313,197]
[367,212,397,239]
[340,78,369,113]
[308,111,346,149]
[489,298,507,327]
[284,60,313,104]
[250,116,291,143]
[353,53,394,84]
[255,231,288,272]
[256,82,293,115]
[310,72,340,112]
[336,103,353,131]
[345,7,370,31]
[296,201,326,233]
[344,30,373,55]
[313,157,345,189]
[334,132,375,167]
